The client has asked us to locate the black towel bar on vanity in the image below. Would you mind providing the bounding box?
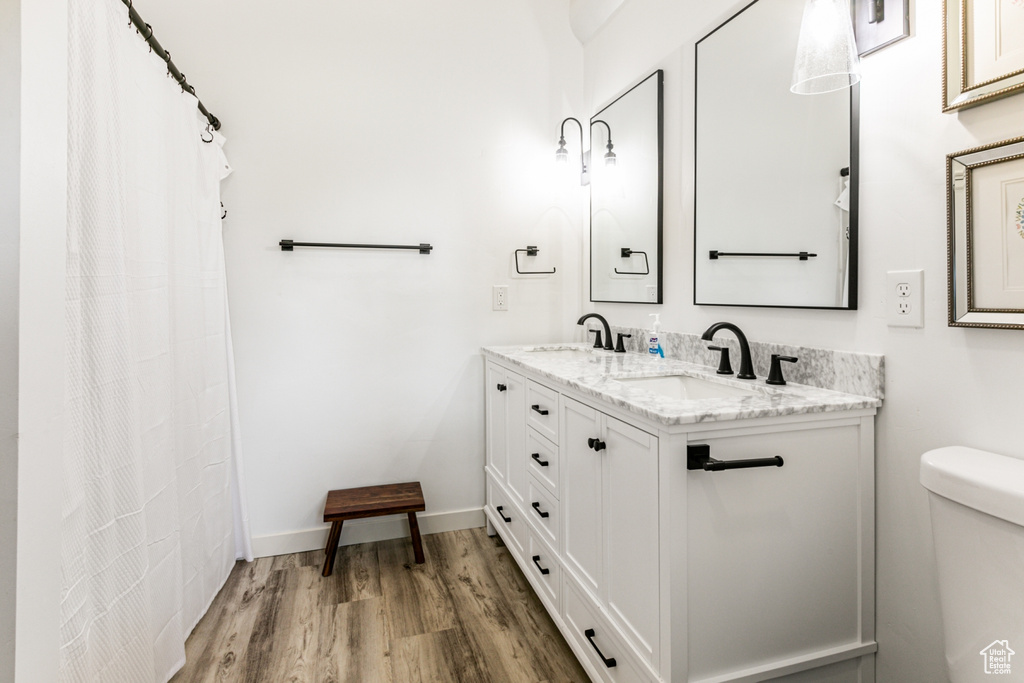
[687,444,784,471]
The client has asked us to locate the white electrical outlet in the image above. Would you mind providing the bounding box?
[492,285,508,311]
[887,270,924,328]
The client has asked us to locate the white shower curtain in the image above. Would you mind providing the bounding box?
[60,1,251,680]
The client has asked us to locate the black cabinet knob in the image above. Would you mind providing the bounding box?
[531,404,549,416]
[532,555,550,575]
[531,501,550,519]
[496,506,511,523]
[531,453,549,467]
[496,383,507,392]
[588,437,606,452]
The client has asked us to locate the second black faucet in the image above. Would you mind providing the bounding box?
[576,313,614,351]
[701,322,756,379]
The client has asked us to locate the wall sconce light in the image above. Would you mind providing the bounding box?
[592,120,616,167]
[556,117,588,185]
[556,117,618,186]
[790,0,861,94]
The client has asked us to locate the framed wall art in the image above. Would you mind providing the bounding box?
[943,0,1024,112]
[948,136,1024,328]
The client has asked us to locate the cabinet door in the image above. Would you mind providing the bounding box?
[686,425,862,680]
[504,371,527,504]
[604,416,659,664]
[485,362,508,482]
[562,397,604,596]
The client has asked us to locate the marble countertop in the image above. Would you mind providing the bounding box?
[483,343,882,427]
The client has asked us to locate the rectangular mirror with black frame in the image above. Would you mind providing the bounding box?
[590,70,664,304]
[694,0,858,310]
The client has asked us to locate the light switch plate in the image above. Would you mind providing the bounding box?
[887,270,923,328]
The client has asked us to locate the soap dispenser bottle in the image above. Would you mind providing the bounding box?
[647,314,664,358]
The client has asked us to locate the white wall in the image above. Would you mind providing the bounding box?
[582,1,1024,681]
[0,0,20,679]
[140,0,585,553]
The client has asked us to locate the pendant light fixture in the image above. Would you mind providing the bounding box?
[790,0,861,95]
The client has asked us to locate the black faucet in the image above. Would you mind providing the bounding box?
[701,322,756,379]
[577,313,614,351]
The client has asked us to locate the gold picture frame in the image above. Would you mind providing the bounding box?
[947,136,1024,329]
[943,0,1024,112]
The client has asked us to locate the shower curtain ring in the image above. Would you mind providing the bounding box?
[127,0,133,26]
[201,125,214,143]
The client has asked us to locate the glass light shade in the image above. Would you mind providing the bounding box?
[790,0,861,95]
[555,145,568,163]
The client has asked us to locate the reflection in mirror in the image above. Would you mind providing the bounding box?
[694,0,858,309]
[591,70,663,304]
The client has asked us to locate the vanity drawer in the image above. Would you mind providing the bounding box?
[526,428,559,497]
[526,380,559,444]
[562,576,653,683]
[526,475,560,549]
[527,529,560,614]
[487,474,525,559]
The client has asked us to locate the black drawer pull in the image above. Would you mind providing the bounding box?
[588,438,606,452]
[531,404,549,416]
[496,383,507,392]
[496,505,511,523]
[531,453,549,467]
[584,628,617,668]
[686,444,784,471]
[531,501,550,519]
[531,554,550,575]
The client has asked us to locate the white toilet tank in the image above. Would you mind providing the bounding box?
[921,446,1024,682]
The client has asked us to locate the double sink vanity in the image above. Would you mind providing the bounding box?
[482,333,881,683]
[501,0,876,676]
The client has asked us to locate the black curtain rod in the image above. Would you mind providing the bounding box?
[119,0,221,130]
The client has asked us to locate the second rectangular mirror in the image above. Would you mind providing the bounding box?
[591,70,664,304]
[694,0,858,309]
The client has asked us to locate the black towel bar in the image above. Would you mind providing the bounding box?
[709,250,816,261]
[280,239,432,254]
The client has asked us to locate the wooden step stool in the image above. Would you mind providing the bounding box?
[321,481,426,577]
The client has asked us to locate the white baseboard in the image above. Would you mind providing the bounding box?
[251,507,486,558]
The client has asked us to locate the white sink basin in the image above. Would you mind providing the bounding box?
[612,374,762,400]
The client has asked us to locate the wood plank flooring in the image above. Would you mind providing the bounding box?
[171,528,589,682]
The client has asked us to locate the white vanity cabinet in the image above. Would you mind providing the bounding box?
[562,397,661,670]
[483,351,878,683]
[485,362,527,504]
